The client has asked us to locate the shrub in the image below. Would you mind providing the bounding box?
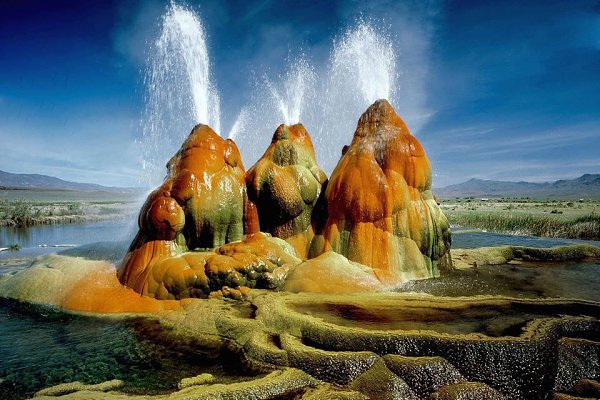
[7,243,21,251]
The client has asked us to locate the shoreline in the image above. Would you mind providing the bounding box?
[0,213,131,228]
[2,246,600,399]
[442,198,600,241]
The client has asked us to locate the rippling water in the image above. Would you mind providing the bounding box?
[0,299,257,400]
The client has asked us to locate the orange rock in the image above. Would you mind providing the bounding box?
[313,100,452,286]
[63,261,184,313]
[122,234,300,300]
[119,124,254,297]
[246,124,327,259]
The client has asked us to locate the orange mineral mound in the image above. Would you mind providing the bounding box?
[119,124,255,298]
[246,124,327,259]
[0,254,183,313]
[63,260,184,313]
[313,99,452,286]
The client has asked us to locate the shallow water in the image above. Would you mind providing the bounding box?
[398,260,600,302]
[0,224,599,398]
[0,299,257,400]
[452,228,600,249]
[0,222,134,275]
[292,300,600,337]
[0,221,134,259]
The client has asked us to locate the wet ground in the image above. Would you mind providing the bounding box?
[1,226,599,399]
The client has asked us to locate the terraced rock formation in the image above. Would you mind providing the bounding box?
[2,245,600,399]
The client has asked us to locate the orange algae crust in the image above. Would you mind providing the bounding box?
[246,123,327,259]
[62,262,185,313]
[120,233,300,300]
[0,254,185,314]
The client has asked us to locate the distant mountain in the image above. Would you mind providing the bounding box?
[435,174,600,199]
[0,170,141,193]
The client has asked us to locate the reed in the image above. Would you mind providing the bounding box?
[0,199,84,227]
[447,211,600,240]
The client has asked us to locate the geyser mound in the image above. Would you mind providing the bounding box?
[119,100,451,298]
[119,124,266,299]
[311,99,452,285]
[246,123,327,259]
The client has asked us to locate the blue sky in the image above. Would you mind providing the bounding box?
[0,0,598,187]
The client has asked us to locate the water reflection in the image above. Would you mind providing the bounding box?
[398,260,600,302]
[0,222,135,249]
[452,229,600,249]
[293,300,600,337]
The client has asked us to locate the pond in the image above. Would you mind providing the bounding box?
[0,299,259,400]
[292,299,600,337]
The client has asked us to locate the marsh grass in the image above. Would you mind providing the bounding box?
[448,211,600,240]
[0,199,84,227]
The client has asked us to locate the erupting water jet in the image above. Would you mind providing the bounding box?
[313,21,398,173]
[265,55,316,125]
[140,3,221,186]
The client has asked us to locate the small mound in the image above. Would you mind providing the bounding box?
[284,251,381,293]
[0,254,182,313]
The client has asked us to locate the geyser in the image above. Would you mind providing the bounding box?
[140,3,220,185]
[120,99,450,299]
[265,55,316,125]
[125,9,449,299]
[313,21,398,174]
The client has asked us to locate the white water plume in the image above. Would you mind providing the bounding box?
[227,108,250,142]
[311,21,399,173]
[265,56,317,125]
[331,22,396,104]
[231,54,317,168]
[140,2,220,186]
